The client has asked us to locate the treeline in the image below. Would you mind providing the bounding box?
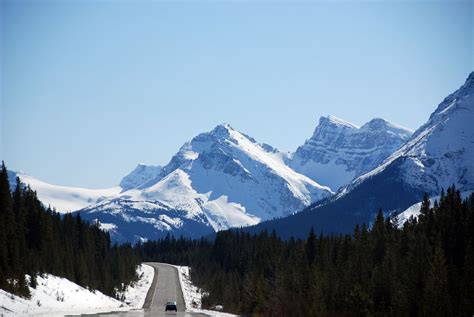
[137,186,474,316]
[0,162,140,298]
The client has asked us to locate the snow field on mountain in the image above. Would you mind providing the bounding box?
[14,172,120,213]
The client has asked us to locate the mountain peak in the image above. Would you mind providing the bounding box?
[452,71,474,99]
[319,115,359,129]
[465,71,474,89]
[425,72,474,127]
[353,71,474,196]
[361,118,413,137]
[363,117,388,128]
[208,123,235,138]
[216,122,234,130]
[292,114,412,190]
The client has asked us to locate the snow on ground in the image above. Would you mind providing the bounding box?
[173,264,238,317]
[0,264,154,316]
[0,274,124,316]
[395,191,473,228]
[120,264,155,309]
[97,222,118,232]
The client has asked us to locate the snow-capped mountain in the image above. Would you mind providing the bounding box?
[248,72,474,238]
[290,115,412,190]
[77,123,333,241]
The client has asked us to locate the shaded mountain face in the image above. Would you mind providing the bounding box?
[249,72,474,238]
[290,115,412,191]
[78,123,333,242]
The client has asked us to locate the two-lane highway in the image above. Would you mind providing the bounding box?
[143,262,186,311]
[73,263,208,317]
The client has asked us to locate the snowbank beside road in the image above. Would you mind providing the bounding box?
[174,264,238,317]
[121,263,155,309]
[0,264,154,316]
[0,274,123,316]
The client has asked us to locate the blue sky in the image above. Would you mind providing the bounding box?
[1,0,473,188]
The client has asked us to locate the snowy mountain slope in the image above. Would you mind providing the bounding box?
[350,71,474,195]
[248,72,474,238]
[8,171,120,213]
[79,197,214,243]
[139,124,331,227]
[130,168,261,230]
[119,163,162,191]
[82,124,333,238]
[290,115,412,190]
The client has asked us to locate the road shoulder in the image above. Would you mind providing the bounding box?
[142,263,159,309]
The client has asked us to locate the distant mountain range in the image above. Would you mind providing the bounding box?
[8,72,473,242]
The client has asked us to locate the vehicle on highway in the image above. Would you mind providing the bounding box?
[165,301,177,312]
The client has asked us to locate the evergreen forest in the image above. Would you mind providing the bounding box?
[137,186,474,316]
[0,162,140,299]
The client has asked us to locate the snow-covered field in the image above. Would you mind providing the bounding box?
[174,265,238,317]
[0,264,154,316]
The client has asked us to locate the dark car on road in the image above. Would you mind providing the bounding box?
[165,301,177,312]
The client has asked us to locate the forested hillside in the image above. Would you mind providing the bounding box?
[138,186,474,316]
[0,162,140,299]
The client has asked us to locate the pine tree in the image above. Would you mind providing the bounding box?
[13,178,27,272]
[305,227,317,265]
[0,162,10,289]
[423,246,451,316]
[420,193,431,216]
[459,240,474,314]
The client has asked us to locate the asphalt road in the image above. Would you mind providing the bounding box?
[143,262,186,311]
[70,262,208,317]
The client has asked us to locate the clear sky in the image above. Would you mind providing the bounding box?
[1,0,473,188]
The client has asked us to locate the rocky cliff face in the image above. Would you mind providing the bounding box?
[290,115,412,190]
